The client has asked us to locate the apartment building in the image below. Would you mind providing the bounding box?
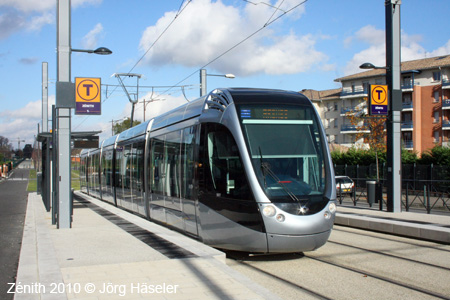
[306,55,450,154]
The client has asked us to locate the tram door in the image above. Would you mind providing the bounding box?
[149,127,199,236]
[197,123,263,237]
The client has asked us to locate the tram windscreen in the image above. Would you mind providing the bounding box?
[238,104,328,214]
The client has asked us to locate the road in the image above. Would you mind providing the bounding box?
[227,225,450,300]
[0,160,31,300]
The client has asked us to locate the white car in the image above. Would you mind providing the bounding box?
[335,176,354,195]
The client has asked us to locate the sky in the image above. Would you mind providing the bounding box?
[1,0,450,148]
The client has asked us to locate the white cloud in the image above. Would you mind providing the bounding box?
[355,25,384,45]
[81,23,104,49]
[0,0,101,13]
[0,11,25,39]
[139,0,326,76]
[343,25,432,75]
[428,39,450,57]
[26,12,53,31]
[130,91,188,122]
[0,0,55,13]
[0,98,49,144]
[0,0,102,39]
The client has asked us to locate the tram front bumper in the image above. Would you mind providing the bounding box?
[266,230,332,253]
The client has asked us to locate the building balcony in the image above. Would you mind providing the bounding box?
[443,79,450,89]
[340,87,368,98]
[340,143,370,149]
[340,124,370,134]
[442,99,450,110]
[401,121,413,131]
[340,107,367,116]
[443,120,450,130]
[402,140,413,149]
[401,83,414,91]
[402,102,413,111]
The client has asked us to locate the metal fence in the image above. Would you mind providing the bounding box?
[335,164,450,214]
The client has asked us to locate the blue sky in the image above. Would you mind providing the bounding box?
[1,0,450,147]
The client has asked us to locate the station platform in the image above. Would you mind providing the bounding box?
[14,192,450,299]
[14,192,281,300]
[335,205,450,244]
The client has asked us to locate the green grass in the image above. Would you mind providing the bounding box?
[26,169,81,192]
[71,169,81,190]
[27,169,37,192]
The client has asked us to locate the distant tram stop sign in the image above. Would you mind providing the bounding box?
[369,84,388,116]
[75,77,101,115]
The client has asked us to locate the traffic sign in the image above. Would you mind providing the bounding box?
[369,84,388,115]
[75,77,101,115]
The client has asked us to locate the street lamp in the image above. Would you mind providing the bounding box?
[359,62,388,70]
[56,0,112,228]
[200,69,235,97]
[71,47,113,55]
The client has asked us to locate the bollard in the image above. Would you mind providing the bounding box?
[366,181,376,207]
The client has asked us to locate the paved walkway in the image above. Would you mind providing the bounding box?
[336,205,450,243]
[14,192,280,300]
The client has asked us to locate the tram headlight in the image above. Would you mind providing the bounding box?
[328,202,337,214]
[276,214,285,222]
[262,205,276,217]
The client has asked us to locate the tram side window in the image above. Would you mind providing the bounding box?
[134,142,145,192]
[151,136,165,195]
[124,144,132,191]
[181,126,197,200]
[80,156,87,190]
[103,150,114,189]
[92,153,100,190]
[115,146,123,188]
[201,123,252,200]
[165,131,182,198]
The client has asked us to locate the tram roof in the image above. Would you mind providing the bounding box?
[116,120,151,143]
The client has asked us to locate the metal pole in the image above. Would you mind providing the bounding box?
[52,105,57,225]
[57,0,72,228]
[200,69,207,97]
[385,0,402,212]
[130,104,135,128]
[42,62,48,132]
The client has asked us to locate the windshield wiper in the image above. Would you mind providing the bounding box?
[259,147,267,188]
[258,147,300,203]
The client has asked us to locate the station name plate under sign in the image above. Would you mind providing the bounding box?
[369,84,388,115]
[75,77,101,115]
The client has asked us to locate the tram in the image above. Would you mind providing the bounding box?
[80,88,337,253]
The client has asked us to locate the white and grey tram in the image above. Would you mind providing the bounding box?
[80,88,337,253]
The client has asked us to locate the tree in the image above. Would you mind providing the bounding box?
[0,136,13,162]
[418,146,450,165]
[345,111,387,153]
[0,136,13,151]
[345,110,387,180]
[112,118,142,135]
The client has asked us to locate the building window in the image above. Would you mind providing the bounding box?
[433,71,441,82]
[334,102,338,111]
[434,131,440,143]
[362,81,369,93]
[403,93,412,105]
[351,82,355,93]
[403,75,412,87]
[334,119,338,128]
[434,111,440,123]
[434,91,440,103]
